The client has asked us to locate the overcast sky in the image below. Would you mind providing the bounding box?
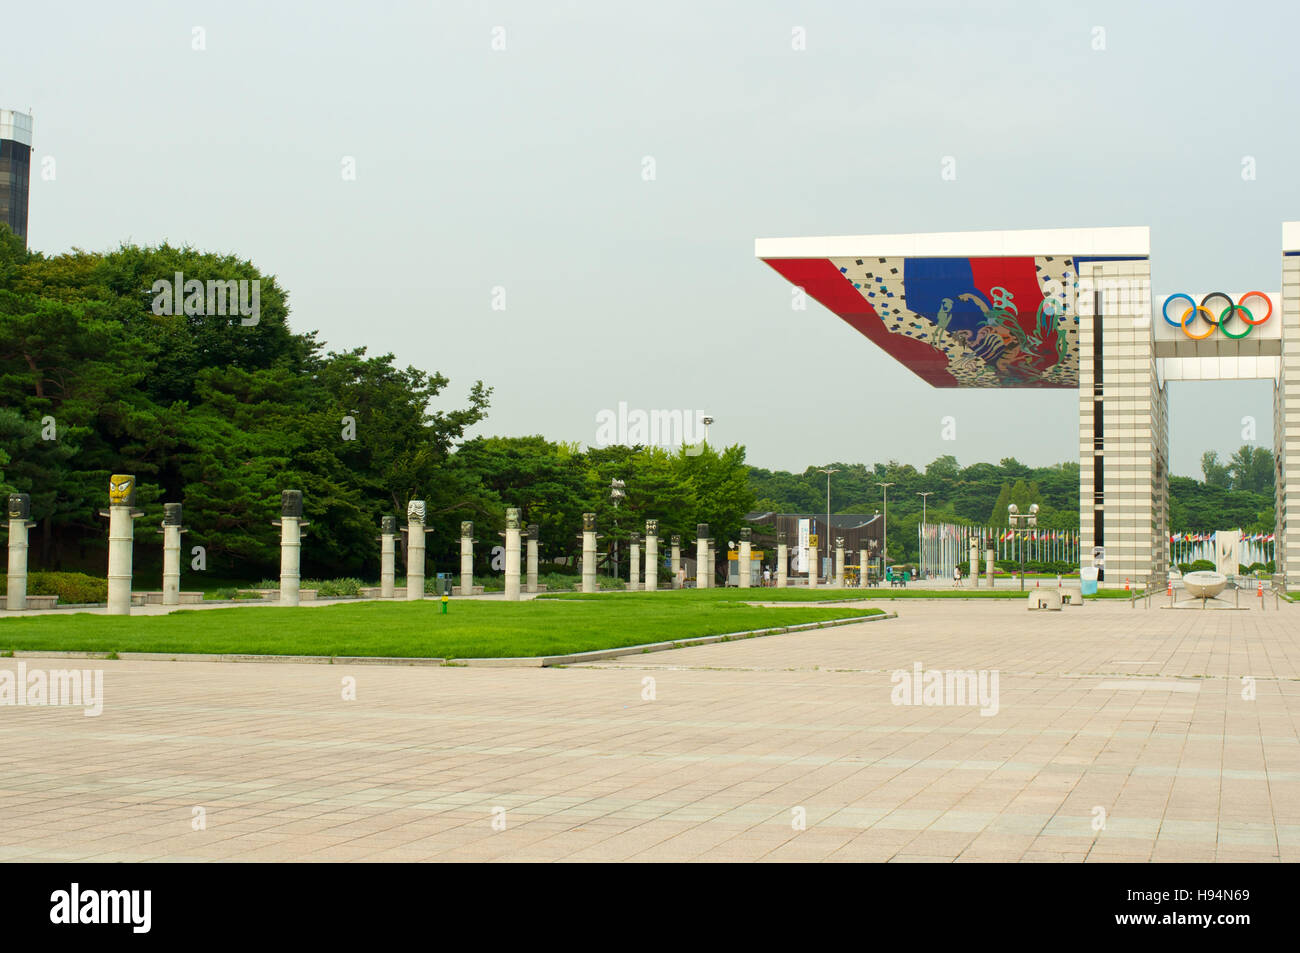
[9,0,1296,483]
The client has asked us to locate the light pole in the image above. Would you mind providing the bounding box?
[877,482,895,574]
[917,491,932,579]
[816,467,839,585]
[1008,502,1038,592]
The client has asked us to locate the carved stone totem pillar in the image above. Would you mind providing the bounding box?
[670,534,681,589]
[380,516,398,598]
[6,494,36,610]
[738,527,752,589]
[504,507,522,601]
[100,475,143,615]
[777,531,789,588]
[644,520,659,592]
[526,523,540,593]
[458,521,476,596]
[160,503,186,606]
[276,490,307,607]
[406,501,430,600]
[628,531,641,590]
[695,524,711,589]
[581,513,597,593]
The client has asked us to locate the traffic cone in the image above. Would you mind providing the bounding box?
[1125,577,1130,591]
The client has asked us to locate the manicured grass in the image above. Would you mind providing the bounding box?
[0,596,881,659]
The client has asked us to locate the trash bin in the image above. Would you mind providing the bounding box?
[1080,566,1099,596]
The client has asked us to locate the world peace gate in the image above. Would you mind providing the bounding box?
[756,225,1300,588]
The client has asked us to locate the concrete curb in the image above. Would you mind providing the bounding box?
[457,610,897,667]
[1,611,897,668]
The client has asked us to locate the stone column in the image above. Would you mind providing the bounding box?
[457,521,475,596]
[738,527,752,588]
[834,536,845,588]
[986,546,995,587]
[276,489,307,607]
[581,513,597,593]
[504,507,521,601]
[670,534,681,589]
[695,524,710,589]
[160,503,185,606]
[707,540,716,588]
[526,523,539,593]
[969,536,980,588]
[859,546,869,587]
[628,531,641,590]
[405,501,429,600]
[777,531,788,588]
[644,520,658,592]
[380,516,397,598]
[6,494,35,611]
[807,531,819,590]
[97,475,143,616]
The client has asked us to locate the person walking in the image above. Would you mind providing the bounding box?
[953,565,961,587]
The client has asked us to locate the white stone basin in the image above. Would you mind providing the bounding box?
[1183,571,1226,599]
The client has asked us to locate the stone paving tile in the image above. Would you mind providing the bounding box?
[0,599,1296,861]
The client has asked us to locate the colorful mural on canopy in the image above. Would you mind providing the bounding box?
[762,254,1140,388]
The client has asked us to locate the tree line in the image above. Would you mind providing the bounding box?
[0,229,1278,578]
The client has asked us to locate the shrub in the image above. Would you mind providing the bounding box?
[27,571,108,604]
[306,578,363,597]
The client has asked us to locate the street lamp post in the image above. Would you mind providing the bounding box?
[1007,502,1038,592]
[877,482,895,576]
[816,468,839,586]
[917,491,932,579]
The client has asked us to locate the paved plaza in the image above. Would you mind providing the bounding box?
[1,597,1297,862]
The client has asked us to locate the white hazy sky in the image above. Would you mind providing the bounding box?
[8,0,1296,479]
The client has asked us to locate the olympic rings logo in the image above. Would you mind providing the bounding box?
[1161,291,1272,340]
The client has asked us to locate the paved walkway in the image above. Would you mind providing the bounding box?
[1,599,1296,861]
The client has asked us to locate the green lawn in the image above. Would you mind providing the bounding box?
[0,594,881,659]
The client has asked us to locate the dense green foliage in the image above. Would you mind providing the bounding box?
[0,226,1278,582]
